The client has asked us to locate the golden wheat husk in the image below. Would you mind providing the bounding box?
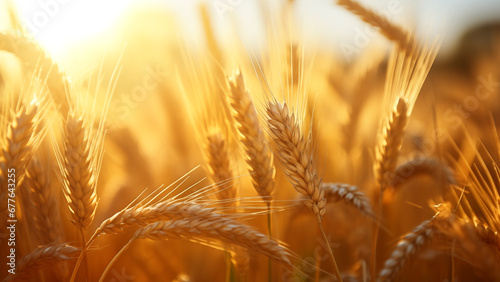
[371,30,439,279]
[1,95,46,185]
[390,157,457,188]
[0,93,47,234]
[377,211,447,282]
[58,111,99,230]
[266,101,326,217]
[204,129,238,203]
[95,201,218,236]
[228,70,275,201]
[375,97,409,193]
[322,182,374,217]
[23,158,62,245]
[373,13,440,193]
[133,216,293,269]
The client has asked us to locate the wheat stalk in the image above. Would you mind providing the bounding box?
[322,182,374,217]
[228,70,275,201]
[4,244,79,281]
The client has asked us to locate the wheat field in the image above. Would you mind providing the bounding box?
[0,0,499,281]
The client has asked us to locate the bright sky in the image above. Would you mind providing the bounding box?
[11,0,500,59]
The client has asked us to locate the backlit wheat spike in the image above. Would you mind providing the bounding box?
[5,244,79,281]
[375,40,439,193]
[94,201,217,236]
[322,182,374,217]
[390,157,457,188]
[205,129,237,203]
[378,204,453,282]
[337,0,414,52]
[375,98,409,192]
[58,111,100,230]
[133,216,292,269]
[228,70,275,201]
[0,33,70,116]
[372,33,439,279]
[23,158,62,245]
[377,218,437,282]
[266,101,326,217]
[0,86,47,247]
[1,96,46,185]
[100,214,295,282]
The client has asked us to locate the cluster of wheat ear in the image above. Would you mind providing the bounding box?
[1,0,499,281]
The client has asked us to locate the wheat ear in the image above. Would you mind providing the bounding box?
[134,217,292,266]
[4,244,79,281]
[94,201,217,236]
[372,35,439,280]
[377,219,437,282]
[57,111,99,230]
[0,96,46,234]
[336,0,413,51]
[375,98,409,193]
[1,97,46,185]
[322,182,374,217]
[390,157,457,188]
[266,101,325,216]
[205,129,237,202]
[228,70,275,201]
[266,101,342,281]
[99,215,293,282]
[55,110,105,281]
[228,69,277,280]
[23,158,62,245]
[377,205,452,282]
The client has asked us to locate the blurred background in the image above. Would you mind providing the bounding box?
[4,0,500,60]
